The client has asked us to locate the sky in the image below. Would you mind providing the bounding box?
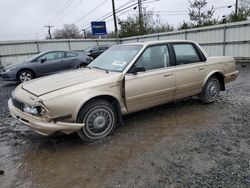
[0,0,241,41]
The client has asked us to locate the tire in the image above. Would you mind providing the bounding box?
[17,70,34,83]
[78,64,87,68]
[76,99,117,142]
[200,76,220,104]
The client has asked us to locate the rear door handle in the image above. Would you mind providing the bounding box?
[164,74,173,77]
[199,67,205,70]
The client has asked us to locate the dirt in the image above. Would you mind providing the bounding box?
[0,64,249,188]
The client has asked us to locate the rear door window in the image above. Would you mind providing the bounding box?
[66,52,78,58]
[173,44,201,65]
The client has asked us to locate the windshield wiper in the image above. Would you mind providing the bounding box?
[92,66,109,73]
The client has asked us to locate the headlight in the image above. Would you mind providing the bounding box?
[23,104,47,116]
[5,67,16,73]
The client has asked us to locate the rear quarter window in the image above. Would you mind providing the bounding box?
[66,52,78,58]
[173,44,201,65]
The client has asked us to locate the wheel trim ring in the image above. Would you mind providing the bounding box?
[206,80,219,101]
[83,106,115,140]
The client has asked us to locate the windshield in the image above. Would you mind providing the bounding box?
[88,45,143,72]
[85,46,97,53]
[25,52,46,62]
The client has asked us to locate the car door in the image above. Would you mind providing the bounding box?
[172,43,207,100]
[35,51,67,76]
[125,44,176,113]
[65,52,79,69]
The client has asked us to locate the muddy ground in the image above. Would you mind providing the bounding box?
[0,65,249,188]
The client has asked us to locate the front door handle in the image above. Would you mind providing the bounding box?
[199,67,205,71]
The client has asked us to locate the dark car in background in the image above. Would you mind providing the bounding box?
[85,45,110,59]
[0,50,93,82]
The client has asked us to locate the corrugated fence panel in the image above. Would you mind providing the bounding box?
[1,54,35,66]
[70,40,117,51]
[96,40,117,45]
[121,38,138,43]
[187,29,224,43]
[226,43,250,57]
[201,44,224,56]
[159,33,185,40]
[38,41,70,51]
[70,41,97,51]
[0,42,38,56]
[138,36,158,42]
[226,25,250,42]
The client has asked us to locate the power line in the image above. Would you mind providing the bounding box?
[80,0,135,27]
[47,0,76,25]
[98,0,135,20]
[73,0,109,24]
[53,0,83,26]
[81,0,139,30]
[81,0,159,31]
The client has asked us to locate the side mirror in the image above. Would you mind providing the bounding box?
[40,57,47,63]
[129,66,146,75]
[89,50,93,53]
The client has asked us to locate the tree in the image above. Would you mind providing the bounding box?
[118,8,173,38]
[227,6,250,23]
[178,21,193,30]
[188,0,217,27]
[53,24,82,39]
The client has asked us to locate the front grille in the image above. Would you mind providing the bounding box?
[12,97,23,111]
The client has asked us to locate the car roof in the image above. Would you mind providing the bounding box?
[41,50,79,54]
[117,40,196,47]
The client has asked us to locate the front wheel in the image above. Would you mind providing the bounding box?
[18,70,34,83]
[76,100,117,142]
[200,76,220,104]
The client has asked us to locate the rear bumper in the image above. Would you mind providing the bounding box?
[8,99,84,135]
[224,71,239,83]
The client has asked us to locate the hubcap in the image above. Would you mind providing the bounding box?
[84,107,113,138]
[207,80,219,101]
[20,72,32,82]
[93,116,106,128]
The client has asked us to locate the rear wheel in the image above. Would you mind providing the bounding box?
[200,76,220,104]
[79,64,87,68]
[76,99,117,142]
[18,70,34,83]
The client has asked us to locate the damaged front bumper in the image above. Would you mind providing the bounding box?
[8,99,84,135]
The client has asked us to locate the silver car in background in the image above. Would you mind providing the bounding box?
[0,50,93,82]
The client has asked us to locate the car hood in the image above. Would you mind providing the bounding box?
[3,61,30,70]
[22,68,117,96]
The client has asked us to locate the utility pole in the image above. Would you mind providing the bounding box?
[235,0,238,19]
[138,0,143,33]
[82,29,86,39]
[44,25,54,39]
[112,0,118,39]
